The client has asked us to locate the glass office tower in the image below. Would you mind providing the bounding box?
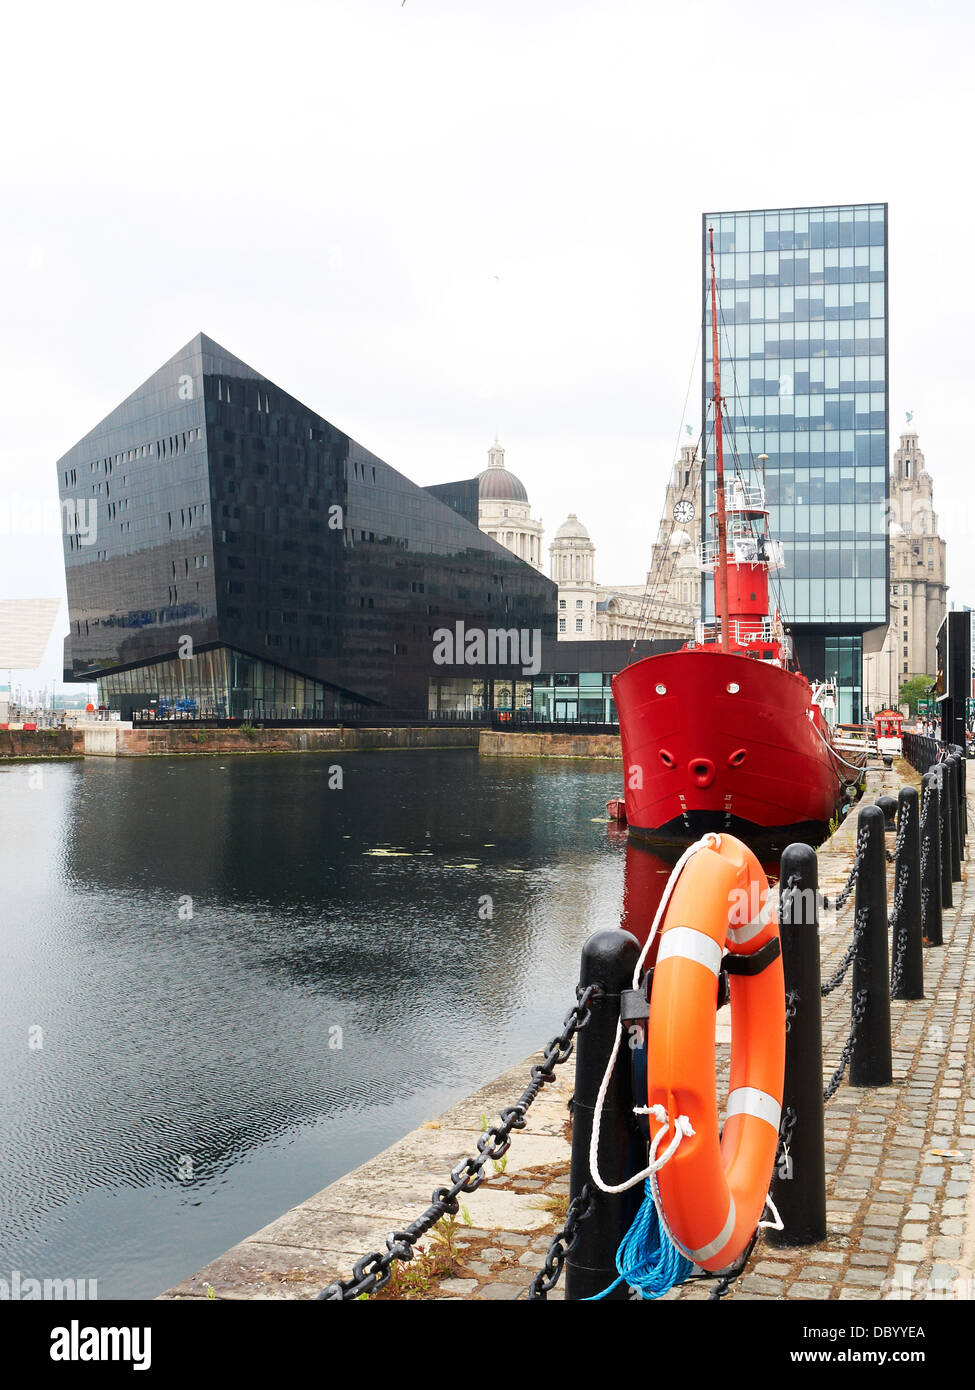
[702,204,889,723]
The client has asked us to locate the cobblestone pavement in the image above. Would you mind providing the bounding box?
[162,767,974,1301]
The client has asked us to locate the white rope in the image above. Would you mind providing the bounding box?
[587,834,720,1195]
[757,1191,784,1232]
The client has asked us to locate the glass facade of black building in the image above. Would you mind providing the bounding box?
[702,204,889,722]
[58,334,556,718]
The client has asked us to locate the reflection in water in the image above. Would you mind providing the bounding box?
[618,834,782,953]
[0,751,629,1299]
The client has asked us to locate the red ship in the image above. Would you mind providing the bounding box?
[611,227,863,851]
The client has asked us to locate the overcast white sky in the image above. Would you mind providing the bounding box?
[2,0,971,693]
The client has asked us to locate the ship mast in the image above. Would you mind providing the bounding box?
[708,225,731,653]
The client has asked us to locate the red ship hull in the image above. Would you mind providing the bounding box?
[612,649,853,851]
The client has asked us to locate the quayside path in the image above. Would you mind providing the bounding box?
[160,764,975,1301]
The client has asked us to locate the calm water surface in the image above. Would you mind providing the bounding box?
[0,750,659,1299]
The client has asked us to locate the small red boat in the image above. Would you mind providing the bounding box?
[611,227,863,851]
[606,797,627,822]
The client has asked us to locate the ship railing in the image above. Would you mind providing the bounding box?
[698,537,785,570]
[707,482,768,512]
[691,617,780,648]
[725,482,767,511]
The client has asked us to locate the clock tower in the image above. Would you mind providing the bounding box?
[644,444,704,637]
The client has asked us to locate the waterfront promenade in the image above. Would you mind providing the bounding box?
[161,764,975,1301]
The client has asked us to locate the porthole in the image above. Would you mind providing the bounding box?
[726,682,740,694]
[655,683,667,695]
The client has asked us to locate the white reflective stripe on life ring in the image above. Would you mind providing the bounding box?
[680,1197,737,1264]
[656,927,723,978]
[726,1086,782,1132]
[726,916,767,946]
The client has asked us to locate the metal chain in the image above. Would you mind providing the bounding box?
[888,857,910,984]
[919,781,933,928]
[887,832,909,925]
[823,987,868,1103]
[822,826,869,912]
[885,809,910,864]
[315,983,602,1300]
[777,1104,797,1160]
[707,1228,761,1301]
[784,989,799,1033]
[821,904,867,996]
[527,1185,594,1300]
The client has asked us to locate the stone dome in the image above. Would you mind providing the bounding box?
[477,465,529,503]
[554,513,591,541]
[477,439,528,504]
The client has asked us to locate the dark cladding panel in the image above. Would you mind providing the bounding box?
[57,337,214,680]
[423,479,480,529]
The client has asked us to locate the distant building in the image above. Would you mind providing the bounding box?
[643,443,703,639]
[476,440,544,572]
[548,469,699,645]
[0,599,61,668]
[863,429,947,712]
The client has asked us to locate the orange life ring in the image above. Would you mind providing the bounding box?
[647,833,785,1271]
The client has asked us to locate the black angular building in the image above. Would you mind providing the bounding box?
[58,334,557,719]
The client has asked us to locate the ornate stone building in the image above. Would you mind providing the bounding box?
[547,446,702,642]
[863,429,948,713]
[473,436,703,644]
[643,443,703,638]
[476,440,544,572]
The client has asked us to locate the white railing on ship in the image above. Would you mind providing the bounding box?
[699,537,785,570]
[692,618,779,647]
[706,482,767,511]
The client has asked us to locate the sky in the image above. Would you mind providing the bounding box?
[1,0,972,693]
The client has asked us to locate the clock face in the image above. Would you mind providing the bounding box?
[673,499,695,523]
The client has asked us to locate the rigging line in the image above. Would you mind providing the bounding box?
[637,471,702,652]
[632,424,708,654]
[716,294,759,482]
[636,433,705,635]
[712,293,799,649]
[626,316,706,663]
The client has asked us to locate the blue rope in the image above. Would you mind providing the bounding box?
[584,1179,694,1301]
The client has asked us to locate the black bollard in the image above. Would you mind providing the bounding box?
[565,929,644,1300]
[767,844,827,1247]
[948,756,963,879]
[891,786,923,1000]
[875,794,898,830]
[920,770,943,947]
[849,804,893,1087]
[938,764,953,909]
[959,754,967,845]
